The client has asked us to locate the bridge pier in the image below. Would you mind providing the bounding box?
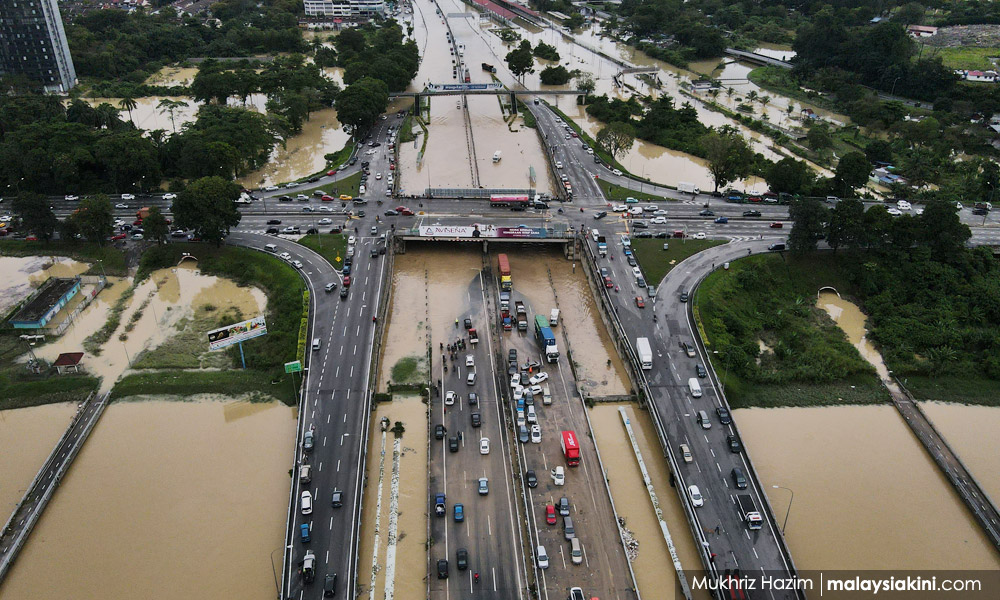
[510,92,518,114]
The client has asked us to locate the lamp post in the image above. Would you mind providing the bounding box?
[122,341,132,367]
[772,485,794,535]
[269,547,283,598]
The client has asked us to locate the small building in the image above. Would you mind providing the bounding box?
[961,70,998,83]
[8,277,82,330]
[53,352,85,374]
[871,167,907,187]
[907,25,938,37]
[801,108,818,119]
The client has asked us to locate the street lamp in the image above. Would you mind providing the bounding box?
[772,485,794,535]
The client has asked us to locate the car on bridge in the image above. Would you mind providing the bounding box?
[445,391,456,405]
[716,406,732,424]
[437,559,448,579]
[546,504,557,525]
[727,435,742,453]
[743,209,761,217]
[478,477,489,495]
[688,485,704,507]
[453,503,464,522]
[301,490,313,514]
[525,470,538,488]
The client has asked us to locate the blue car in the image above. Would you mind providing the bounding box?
[714,217,729,224]
[300,523,311,543]
[453,503,464,522]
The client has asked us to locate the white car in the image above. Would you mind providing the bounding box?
[131,233,144,240]
[612,204,627,212]
[897,201,911,210]
[302,206,314,212]
[512,385,524,400]
[162,193,177,200]
[115,203,129,209]
[955,202,964,210]
[551,466,565,486]
[264,185,280,191]
[480,437,490,454]
[296,194,309,201]
[285,182,300,188]
[466,355,474,367]
[629,207,643,216]
[530,424,541,443]
[301,490,313,514]
[631,266,642,279]
[359,185,366,195]
[445,391,456,405]
[651,216,667,224]
[279,252,292,261]
[121,193,135,200]
[612,169,622,176]
[654,209,668,216]
[688,485,704,507]
[510,373,520,388]
[292,260,303,269]
[693,232,706,240]
[887,208,902,216]
[586,148,594,155]
[555,161,563,169]
[375,172,383,180]
[114,219,125,226]
[318,218,332,225]
[529,372,548,384]
[530,384,542,395]
[347,236,356,245]
[64,195,79,201]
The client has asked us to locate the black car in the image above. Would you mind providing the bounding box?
[679,291,689,302]
[437,559,449,579]
[655,232,669,238]
[306,228,319,235]
[635,232,653,238]
[340,287,349,299]
[349,157,358,165]
[372,142,381,147]
[456,548,469,571]
[696,364,707,378]
[519,372,530,386]
[727,435,741,453]
[973,207,989,216]
[525,470,538,488]
[742,210,761,217]
[279,195,292,202]
[266,227,279,235]
[308,176,321,183]
[507,362,518,375]
[362,161,370,167]
[627,256,637,266]
[435,424,446,439]
[471,412,481,427]
[699,209,715,216]
[509,349,517,362]
[449,436,459,452]
[594,211,607,220]
[331,489,343,507]
[716,406,732,425]
[384,209,399,216]
[324,574,337,597]
[267,219,282,225]
[632,221,648,229]
[468,392,478,405]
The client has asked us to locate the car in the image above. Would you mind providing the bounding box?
[627,256,637,267]
[375,172,383,180]
[647,285,657,298]
[465,354,474,367]
[300,522,311,543]
[321,195,334,202]
[435,424,446,439]
[632,221,648,229]
[434,492,446,516]
[480,437,490,454]
[530,424,541,443]
[301,490,313,514]
[437,559,449,579]
[715,217,729,224]
[282,226,300,234]
[384,209,398,216]
[695,364,707,378]
[115,203,129,209]
[120,193,135,201]
[449,436,459,452]
[688,485,704,507]
[525,470,538,488]
[279,195,292,202]
[467,371,476,385]
[651,216,667,224]
[456,548,469,571]
[682,342,696,358]
[716,406,732,424]
[546,504,557,525]
[478,477,489,495]
[679,443,693,463]
[770,222,783,228]
[594,211,607,220]
[555,161,563,169]
[635,296,645,308]
[327,169,338,177]
[887,208,902,216]
[110,233,126,241]
[679,291,689,303]
[611,204,627,212]
[266,227,279,235]
[453,503,464,522]
[612,168,623,176]
[331,489,343,508]
[131,233,144,240]
[699,209,714,216]
[743,209,761,217]
[267,219,281,225]
[973,207,989,216]
[340,287,349,299]
[323,574,337,597]
[693,232,706,240]
[825,195,839,203]
[727,434,742,453]
[635,232,653,238]
[529,384,542,395]
[162,193,177,200]
[292,260,303,269]
[637,277,646,287]
[445,391,456,405]
[529,372,548,384]
[604,276,613,288]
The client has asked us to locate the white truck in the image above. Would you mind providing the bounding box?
[636,337,653,370]
[549,308,559,326]
[737,494,763,530]
[677,181,700,195]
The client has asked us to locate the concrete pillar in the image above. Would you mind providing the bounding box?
[510,93,518,114]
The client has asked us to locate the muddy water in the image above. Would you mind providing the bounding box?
[144,65,200,87]
[379,253,431,392]
[0,256,89,314]
[920,402,1000,508]
[240,107,350,187]
[0,397,297,600]
[817,292,890,379]
[0,404,78,519]
[506,248,628,396]
[357,394,429,600]
[737,405,1000,570]
[589,404,709,600]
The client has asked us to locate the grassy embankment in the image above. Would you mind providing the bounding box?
[596,179,671,203]
[112,244,307,404]
[295,171,362,200]
[694,253,888,408]
[631,238,726,288]
[298,234,348,270]
[278,141,357,187]
[932,46,1000,71]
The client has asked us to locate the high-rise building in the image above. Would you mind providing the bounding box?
[0,0,77,93]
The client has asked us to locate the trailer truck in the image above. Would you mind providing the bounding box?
[498,254,512,291]
[534,315,559,362]
[482,62,497,73]
[736,494,763,530]
[636,337,653,370]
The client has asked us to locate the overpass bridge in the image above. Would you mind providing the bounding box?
[391,87,584,112]
[724,48,793,69]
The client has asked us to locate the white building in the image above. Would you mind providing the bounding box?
[304,0,385,18]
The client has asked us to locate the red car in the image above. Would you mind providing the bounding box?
[25,235,38,241]
[327,169,337,176]
[389,163,395,170]
[111,233,126,241]
[770,222,783,228]
[399,208,414,216]
[604,276,613,288]
[546,504,557,525]
[635,296,645,308]
[133,219,143,226]
[748,196,762,203]
[673,230,685,238]
[343,275,351,287]
[321,195,334,202]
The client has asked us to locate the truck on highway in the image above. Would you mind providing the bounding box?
[434,493,446,516]
[677,181,700,195]
[736,494,763,530]
[560,431,581,466]
[515,301,528,331]
[302,550,316,583]
[499,290,510,311]
[468,328,479,345]
[636,337,653,370]
[596,236,608,256]
[534,315,559,362]
[498,254,512,291]
[549,308,559,326]
[482,62,497,73]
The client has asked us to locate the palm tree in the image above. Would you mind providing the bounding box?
[726,87,735,99]
[94,103,120,129]
[747,90,759,104]
[157,99,189,134]
[119,95,138,125]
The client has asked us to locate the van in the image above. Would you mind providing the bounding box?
[527,406,537,424]
[312,338,321,351]
[688,377,702,398]
[551,466,565,486]
[264,243,277,253]
[698,410,711,429]
[731,466,748,489]
[563,516,575,540]
[542,385,552,405]
[536,545,549,569]
[591,228,600,242]
[569,537,583,564]
[768,242,786,251]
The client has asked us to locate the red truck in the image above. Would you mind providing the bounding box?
[498,254,511,291]
[560,431,580,466]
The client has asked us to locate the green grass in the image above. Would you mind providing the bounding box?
[902,375,1000,406]
[747,66,841,114]
[0,240,128,276]
[132,305,241,369]
[110,370,294,404]
[932,46,1000,71]
[722,376,889,410]
[0,369,100,410]
[596,179,671,203]
[390,355,426,384]
[298,233,348,269]
[278,141,356,186]
[295,171,362,200]
[400,114,416,143]
[631,238,725,288]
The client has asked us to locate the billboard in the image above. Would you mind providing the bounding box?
[427,83,503,91]
[418,224,548,239]
[207,316,268,351]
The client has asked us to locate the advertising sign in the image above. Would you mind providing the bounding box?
[418,224,548,239]
[428,83,503,91]
[207,316,267,351]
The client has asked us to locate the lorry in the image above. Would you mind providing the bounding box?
[493,150,502,163]
[549,308,559,327]
[534,315,559,362]
[596,236,608,256]
[515,301,528,331]
[502,315,512,331]
[636,337,653,370]
[136,207,152,221]
[736,494,763,530]
[434,493,446,516]
[482,62,497,73]
[468,328,479,345]
[677,182,700,195]
[499,290,510,311]
[498,254,512,291]
[560,431,581,466]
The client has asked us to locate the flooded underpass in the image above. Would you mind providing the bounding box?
[0,404,78,519]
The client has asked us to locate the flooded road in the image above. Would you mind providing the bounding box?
[737,405,1000,570]
[920,402,1000,513]
[0,397,297,600]
[589,404,709,600]
[0,404,78,520]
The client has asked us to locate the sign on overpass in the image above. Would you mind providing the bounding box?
[418,224,549,239]
[427,83,503,91]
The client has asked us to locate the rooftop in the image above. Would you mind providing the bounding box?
[9,278,80,325]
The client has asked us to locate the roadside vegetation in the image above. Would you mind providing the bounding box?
[298,234,348,269]
[294,172,362,200]
[631,238,725,287]
[0,335,100,410]
[596,179,669,203]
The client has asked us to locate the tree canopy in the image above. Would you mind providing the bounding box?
[171,176,242,246]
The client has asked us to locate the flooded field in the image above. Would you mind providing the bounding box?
[144,65,200,87]
[737,405,1000,570]
[920,402,1000,506]
[0,256,90,315]
[239,107,350,188]
[0,403,78,520]
[817,291,889,379]
[0,397,296,600]
[379,253,431,391]
[589,404,709,600]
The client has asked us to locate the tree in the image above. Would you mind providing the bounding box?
[171,176,241,246]
[505,40,535,83]
[826,197,864,251]
[699,127,754,192]
[835,151,871,196]
[72,195,114,244]
[11,193,58,242]
[334,78,389,138]
[595,121,635,161]
[864,139,894,165]
[575,73,595,99]
[806,124,833,152]
[765,157,814,196]
[533,41,560,61]
[539,65,572,85]
[787,197,826,254]
[157,99,189,134]
[119,95,138,125]
[979,160,999,206]
[142,206,169,244]
[918,198,971,262]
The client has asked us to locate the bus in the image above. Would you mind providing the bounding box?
[490,195,531,210]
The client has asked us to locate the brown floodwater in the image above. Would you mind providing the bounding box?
[737,405,1000,570]
[589,404,710,600]
[144,65,200,87]
[0,398,297,600]
[0,403,78,519]
[378,252,431,391]
[817,292,890,379]
[920,402,1000,513]
[239,107,351,187]
[0,256,89,315]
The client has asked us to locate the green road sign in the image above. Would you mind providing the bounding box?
[285,360,302,374]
